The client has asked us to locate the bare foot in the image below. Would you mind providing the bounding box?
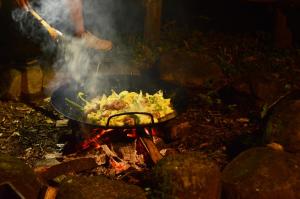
[81,32,113,51]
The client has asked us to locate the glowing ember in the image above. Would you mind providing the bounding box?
[81,129,114,150]
[79,127,160,174]
[80,127,156,151]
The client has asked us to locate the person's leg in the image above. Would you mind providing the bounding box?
[65,0,84,36]
[16,0,29,8]
[65,0,112,51]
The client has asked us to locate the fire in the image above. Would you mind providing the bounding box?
[80,127,156,151]
[81,129,113,150]
[78,127,162,174]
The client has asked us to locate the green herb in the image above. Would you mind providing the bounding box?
[65,98,84,111]
[77,92,89,104]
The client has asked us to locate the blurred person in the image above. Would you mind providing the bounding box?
[10,0,112,51]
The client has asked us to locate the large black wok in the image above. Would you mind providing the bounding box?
[51,75,187,129]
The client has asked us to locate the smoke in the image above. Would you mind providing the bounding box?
[36,0,115,87]
[12,0,118,94]
[32,0,70,30]
[56,37,91,82]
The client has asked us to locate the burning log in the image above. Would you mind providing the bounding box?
[119,144,145,165]
[43,186,58,199]
[76,126,162,167]
[139,137,162,164]
[101,144,130,174]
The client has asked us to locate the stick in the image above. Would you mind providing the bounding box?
[27,7,63,40]
[139,137,162,164]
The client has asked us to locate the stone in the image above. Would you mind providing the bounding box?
[158,50,224,87]
[152,152,221,199]
[34,157,98,182]
[22,61,43,96]
[57,176,147,199]
[250,76,285,107]
[222,147,300,199]
[0,68,22,100]
[42,66,56,94]
[7,69,22,100]
[265,98,300,153]
[0,153,42,199]
[229,74,287,108]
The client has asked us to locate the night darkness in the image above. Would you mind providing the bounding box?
[0,0,300,198]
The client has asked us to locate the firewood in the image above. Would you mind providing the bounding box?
[43,186,58,199]
[139,137,162,164]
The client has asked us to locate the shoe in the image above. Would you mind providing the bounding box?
[81,31,112,51]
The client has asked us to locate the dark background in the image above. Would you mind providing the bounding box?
[1,0,300,63]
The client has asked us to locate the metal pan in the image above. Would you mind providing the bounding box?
[51,74,187,129]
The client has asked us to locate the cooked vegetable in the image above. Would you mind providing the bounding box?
[70,90,175,126]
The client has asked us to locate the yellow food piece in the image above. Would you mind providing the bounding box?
[83,90,175,126]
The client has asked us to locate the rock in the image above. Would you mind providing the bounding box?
[0,68,22,100]
[158,51,224,87]
[250,76,286,107]
[34,157,98,182]
[152,152,221,199]
[57,176,147,199]
[22,61,43,96]
[222,147,300,199]
[6,69,22,100]
[35,158,61,168]
[229,74,287,108]
[42,66,56,94]
[265,98,300,153]
[0,153,41,199]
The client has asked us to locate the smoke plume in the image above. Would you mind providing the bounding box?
[12,0,116,93]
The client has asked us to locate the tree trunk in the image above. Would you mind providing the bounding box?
[274,7,293,48]
[144,0,162,45]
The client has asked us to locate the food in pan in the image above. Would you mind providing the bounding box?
[66,90,175,126]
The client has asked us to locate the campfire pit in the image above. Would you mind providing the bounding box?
[63,119,163,174]
[48,74,186,177]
